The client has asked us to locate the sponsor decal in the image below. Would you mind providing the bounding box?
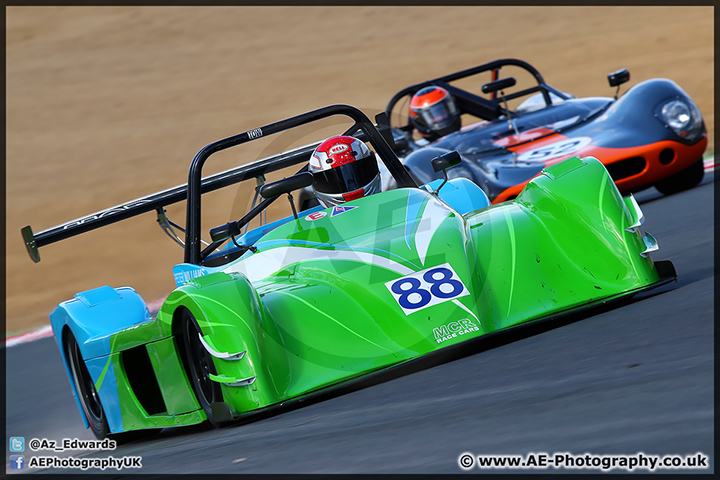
[173,265,209,286]
[305,211,327,221]
[247,128,263,139]
[61,199,154,229]
[331,205,357,217]
[328,143,349,155]
[386,263,469,315]
[516,136,592,162]
[433,318,480,344]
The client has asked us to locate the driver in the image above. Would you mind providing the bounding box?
[308,135,381,208]
[409,85,461,142]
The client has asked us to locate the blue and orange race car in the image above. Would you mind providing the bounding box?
[381,58,707,203]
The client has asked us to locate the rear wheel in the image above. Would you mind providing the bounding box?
[65,333,109,439]
[654,157,704,195]
[181,309,231,427]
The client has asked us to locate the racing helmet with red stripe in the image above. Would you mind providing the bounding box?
[409,86,461,141]
[308,135,381,208]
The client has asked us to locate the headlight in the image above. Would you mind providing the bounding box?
[656,97,704,142]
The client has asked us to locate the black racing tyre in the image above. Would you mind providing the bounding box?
[65,332,110,439]
[181,309,230,427]
[654,157,704,195]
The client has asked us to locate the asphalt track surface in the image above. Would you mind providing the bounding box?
[6,173,714,475]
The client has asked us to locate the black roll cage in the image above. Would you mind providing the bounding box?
[21,104,416,265]
[384,58,571,130]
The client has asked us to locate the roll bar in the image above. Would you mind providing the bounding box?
[384,58,571,127]
[21,105,415,265]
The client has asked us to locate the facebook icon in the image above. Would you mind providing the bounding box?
[9,454,25,470]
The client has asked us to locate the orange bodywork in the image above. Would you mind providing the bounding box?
[491,135,708,204]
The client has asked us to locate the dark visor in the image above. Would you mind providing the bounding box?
[418,101,456,127]
[313,155,379,195]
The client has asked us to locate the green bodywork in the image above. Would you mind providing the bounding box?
[91,156,664,432]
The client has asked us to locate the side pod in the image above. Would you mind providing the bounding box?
[464,156,665,332]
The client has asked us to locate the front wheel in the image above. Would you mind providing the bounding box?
[654,157,704,195]
[65,333,109,439]
[181,309,232,427]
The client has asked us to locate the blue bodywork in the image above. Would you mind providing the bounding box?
[50,286,151,431]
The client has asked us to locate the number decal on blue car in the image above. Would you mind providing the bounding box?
[516,136,592,162]
[386,263,469,315]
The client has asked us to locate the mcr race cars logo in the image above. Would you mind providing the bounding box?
[433,318,480,344]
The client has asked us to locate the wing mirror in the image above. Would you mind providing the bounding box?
[432,151,462,173]
[211,172,314,243]
[481,77,517,95]
[607,68,630,88]
[431,151,461,195]
[259,172,314,199]
[209,221,240,243]
[259,172,315,220]
[608,68,630,99]
[208,219,258,255]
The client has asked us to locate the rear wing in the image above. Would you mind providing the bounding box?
[20,142,318,263]
[22,105,408,265]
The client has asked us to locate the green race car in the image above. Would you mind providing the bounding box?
[21,105,675,440]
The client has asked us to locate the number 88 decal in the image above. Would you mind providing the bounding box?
[385,263,469,315]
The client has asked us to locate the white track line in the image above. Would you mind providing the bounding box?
[5,325,54,348]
